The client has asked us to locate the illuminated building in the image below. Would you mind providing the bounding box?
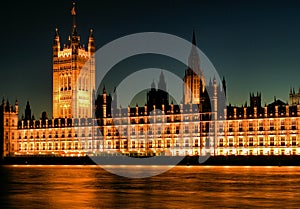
[1,3,300,159]
[52,3,95,119]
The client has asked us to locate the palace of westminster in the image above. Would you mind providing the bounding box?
[2,4,300,158]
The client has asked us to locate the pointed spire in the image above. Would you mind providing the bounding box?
[209,78,212,87]
[25,101,31,120]
[112,87,117,110]
[188,29,201,75]
[103,85,106,94]
[158,71,166,91]
[5,99,10,112]
[222,76,226,96]
[151,80,156,89]
[192,29,196,46]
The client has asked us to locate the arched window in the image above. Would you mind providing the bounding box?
[60,75,64,91]
[78,77,81,90]
[85,77,89,91]
[64,74,67,90]
[68,74,71,90]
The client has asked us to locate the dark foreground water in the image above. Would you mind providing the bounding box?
[1,165,300,208]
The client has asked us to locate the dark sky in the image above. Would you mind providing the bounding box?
[1,0,300,118]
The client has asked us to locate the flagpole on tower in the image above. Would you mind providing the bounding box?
[71,1,77,36]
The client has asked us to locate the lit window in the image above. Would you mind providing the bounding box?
[292,136,297,146]
[259,137,264,146]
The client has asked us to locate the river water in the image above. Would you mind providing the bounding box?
[1,165,300,208]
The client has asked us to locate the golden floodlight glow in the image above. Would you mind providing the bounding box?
[3,3,300,162]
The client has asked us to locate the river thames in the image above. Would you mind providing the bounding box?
[1,165,300,208]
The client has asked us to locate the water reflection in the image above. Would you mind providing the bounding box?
[1,165,300,208]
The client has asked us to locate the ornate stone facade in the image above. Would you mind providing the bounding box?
[1,3,300,159]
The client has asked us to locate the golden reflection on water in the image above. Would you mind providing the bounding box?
[1,165,300,208]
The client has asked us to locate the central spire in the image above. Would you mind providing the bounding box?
[192,29,196,46]
[188,30,200,75]
[71,2,77,36]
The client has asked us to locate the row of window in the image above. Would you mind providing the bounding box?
[16,134,95,139]
[219,137,298,147]
[5,119,15,126]
[221,126,297,132]
[13,142,97,151]
[222,119,297,131]
[14,142,198,151]
[218,149,299,156]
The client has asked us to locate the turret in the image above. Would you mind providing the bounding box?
[136,104,139,116]
[102,86,106,104]
[234,108,237,118]
[213,78,217,118]
[102,87,107,118]
[144,104,147,115]
[264,105,268,117]
[25,101,31,121]
[88,29,95,55]
[2,98,6,112]
[15,100,18,114]
[53,28,60,57]
[5,100,10,112]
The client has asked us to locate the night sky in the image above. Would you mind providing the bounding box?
[1,0,300,118]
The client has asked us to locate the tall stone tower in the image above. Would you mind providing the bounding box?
[52,3,95,119]
[0,99,18,157]
[183,30,205,104]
